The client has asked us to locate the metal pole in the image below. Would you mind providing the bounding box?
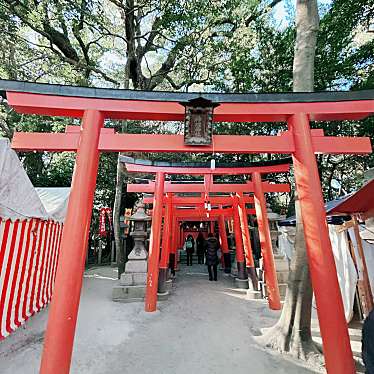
[145,172,165,312]
[289,113,355,374]
[40,110,103,374]
[252,172,281,310]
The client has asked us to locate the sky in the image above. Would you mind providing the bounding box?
[272,0,333,30]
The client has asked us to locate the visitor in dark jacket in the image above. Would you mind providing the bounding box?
[204,233,220,281]
[363,309,374,374]
[185,235,195,266]
[196,232,205,264]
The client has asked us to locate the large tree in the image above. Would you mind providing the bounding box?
[259,0,323,365]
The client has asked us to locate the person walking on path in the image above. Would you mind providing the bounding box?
[185,235,195,266]
[196,232,205,264]
[204,233,220,281]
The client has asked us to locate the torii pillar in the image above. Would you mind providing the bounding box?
[289,113,355,373]
[169,217,177,276]
[145,172,165,312]
[232,197,249,289]
[252,173,281,310]
[210,221,215,234]
[158,193,172,294]
[40,110,103,374]
[237,193,258,290]
[218,210,231,273]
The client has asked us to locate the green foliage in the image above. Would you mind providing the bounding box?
[0,0,373,224]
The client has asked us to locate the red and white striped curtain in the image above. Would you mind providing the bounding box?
[0,218,63,340]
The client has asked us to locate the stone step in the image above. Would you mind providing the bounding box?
[259,257,289,272]
[113,284,171,303]
[256,268,289,284]
[258,281,288,300]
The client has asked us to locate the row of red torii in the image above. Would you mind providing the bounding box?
[124,159,291,302]
[1,79,373,374]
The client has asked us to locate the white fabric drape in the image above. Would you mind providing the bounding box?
[278,224,357,321]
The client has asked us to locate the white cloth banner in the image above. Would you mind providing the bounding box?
[328,225,357,322]
[278,224,357,321]
[278,225,295,261]
[349,226,374,293]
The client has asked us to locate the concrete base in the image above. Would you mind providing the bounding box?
[257,268,289,284]
[157,291,169,301]
[112,284,146,302]
[165,279,173,292]
[113,285,170,303]
[120,272,147,286]
[235,278,249,289]
[246,290,262,300]
[259,281,288,300]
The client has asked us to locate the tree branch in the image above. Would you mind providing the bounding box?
[245,0,284,26]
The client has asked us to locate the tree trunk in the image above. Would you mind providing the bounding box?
[293,0,319,92]
[114,155,126,279]
[259,197,322,364]
[113,73,130,279]
[261,0,323,366]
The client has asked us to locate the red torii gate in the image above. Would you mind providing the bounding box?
[1,79,372,374]
[126,161,290,308]
[143,193,259,287]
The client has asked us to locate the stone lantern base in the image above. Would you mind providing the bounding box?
[112,247,148,303]
[257,254,289,301]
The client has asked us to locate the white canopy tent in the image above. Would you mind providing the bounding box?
[0,138,69,222]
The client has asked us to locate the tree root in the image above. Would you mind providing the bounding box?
[258,324,325,371]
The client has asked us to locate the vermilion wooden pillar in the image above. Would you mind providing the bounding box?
[169,218,176,276]
[210,221,215,234]
[237,194,258,290]
[174,219,179,270]
[145,172,165,312]
[252,172,281,310]
[158,193,172,294]
[232,197,248,288]
[218,214,231,273]
[40,110,103,374]
[289,113,355,374]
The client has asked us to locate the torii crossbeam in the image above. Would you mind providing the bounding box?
[1,79,372,374]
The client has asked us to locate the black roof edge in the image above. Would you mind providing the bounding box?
[120,155,292,169]
[0,79,373,103]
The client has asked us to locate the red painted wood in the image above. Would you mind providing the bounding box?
[40,110,103,374]
[127,181,290,193]
[237,194,255,268]
[142,195,254,205]
[289,113,355,374]
[145,172,165,312]
[125,163,290,175]
[252,173,281,310]
[12,131,371,155]
[7,92,374,122]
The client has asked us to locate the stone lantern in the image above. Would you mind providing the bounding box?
[112,201,151,302]
[266,203,284,255]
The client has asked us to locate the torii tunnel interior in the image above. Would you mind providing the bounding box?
[1,79,373,374]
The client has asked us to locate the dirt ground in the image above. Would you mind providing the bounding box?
[0,263,329,373]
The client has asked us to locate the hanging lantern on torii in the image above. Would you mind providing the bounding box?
[180,97,219,146]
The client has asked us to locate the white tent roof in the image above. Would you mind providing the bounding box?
[35,187,70,222]
[0,138,69,222]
